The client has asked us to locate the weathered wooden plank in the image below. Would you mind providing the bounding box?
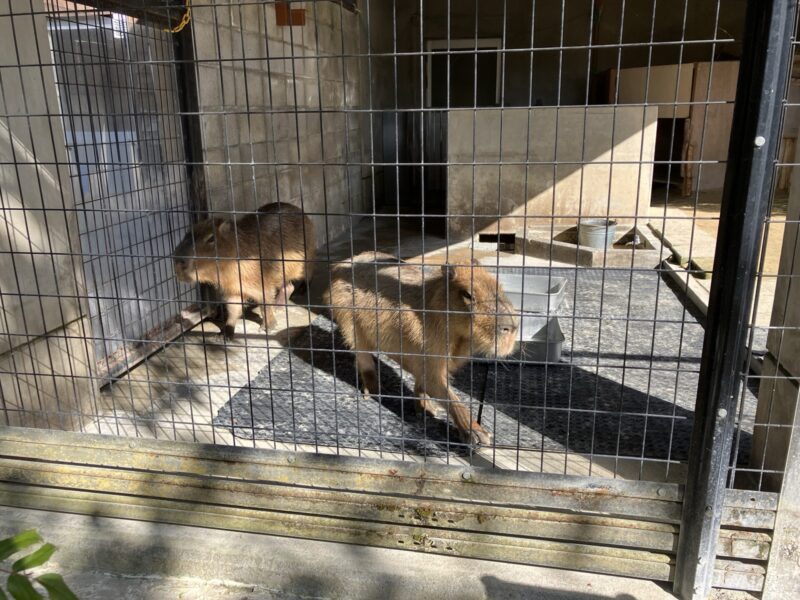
[713,559,765,593]
[723,489,779,511]
[720,505,776,530]
[762,383,800,599]
[0,427,683,521]
[0,459,678,552]
[0,482,675,582]
[717,529,771,560]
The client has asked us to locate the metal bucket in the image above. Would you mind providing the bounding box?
[578,218,617,248]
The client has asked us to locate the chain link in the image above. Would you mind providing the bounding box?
[164,1,191,34]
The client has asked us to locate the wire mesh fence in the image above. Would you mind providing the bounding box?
[0,0,796,492]
[727,8,800,495]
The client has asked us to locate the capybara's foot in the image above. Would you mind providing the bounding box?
[243,305,264,326]
[211,324,235,344]
[355,373,378,399]
[359,372,379,399]
[462,420,492,446]
[414,394,440,418]
[260,308,277,333]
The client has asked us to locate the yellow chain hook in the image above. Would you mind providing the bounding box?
[165,0,191,34]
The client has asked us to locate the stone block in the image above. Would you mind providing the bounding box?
[197,64,222,109]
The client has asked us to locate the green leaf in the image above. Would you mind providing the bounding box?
[12,545,56,573]
[6,574,42,600]
[0,531,43,562]
[36,574,78,600]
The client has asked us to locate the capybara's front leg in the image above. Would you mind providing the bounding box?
[355,351,379,399]
[219,297,243,342]
[427,377,492,446]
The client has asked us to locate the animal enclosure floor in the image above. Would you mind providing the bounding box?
[89,218,757,481]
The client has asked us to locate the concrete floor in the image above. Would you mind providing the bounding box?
[650,189,788,327]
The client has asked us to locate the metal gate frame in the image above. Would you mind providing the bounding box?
[0,1,797,598]
[675,0,798,598]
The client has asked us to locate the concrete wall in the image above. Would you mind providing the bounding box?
[192,1,370,246]
[446,106,657,238]
[0,0,96,429]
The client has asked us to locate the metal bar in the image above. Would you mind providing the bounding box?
[174,23,207,216]
[673,1,798,598]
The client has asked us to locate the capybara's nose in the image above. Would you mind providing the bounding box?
[497,311,518,336]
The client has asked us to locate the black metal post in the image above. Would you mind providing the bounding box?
[174,24,207,216]
[674,1,796,598]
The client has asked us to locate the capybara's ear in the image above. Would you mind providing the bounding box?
[215,219,232,235]
[441,264,456,281]
[471,257,481,267]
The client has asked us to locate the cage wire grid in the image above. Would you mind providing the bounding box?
[727,6,800,494]
[0,0,793,489]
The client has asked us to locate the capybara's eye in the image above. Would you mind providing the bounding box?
[460,289,473,301]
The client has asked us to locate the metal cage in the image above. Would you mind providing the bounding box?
[1,1,799,598]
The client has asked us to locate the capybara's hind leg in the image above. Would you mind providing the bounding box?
[259,285,279,332]
[355,351,379,399]
[260,305,276,332]
[349,321,379,397]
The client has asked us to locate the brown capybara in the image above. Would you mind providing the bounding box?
[173,202,315,341]
[326,251,518,445]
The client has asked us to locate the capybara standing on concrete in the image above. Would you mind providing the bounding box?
[173,202,315,341]
[326,251,518,445]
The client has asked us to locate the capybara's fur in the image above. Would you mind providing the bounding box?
[326,251,518,445]
[173,202,315,340]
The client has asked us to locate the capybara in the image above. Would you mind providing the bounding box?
[326,251,518,445]
[173,202,315,341]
